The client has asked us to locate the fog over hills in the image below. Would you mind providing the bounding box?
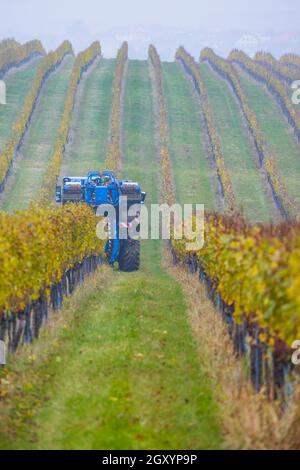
[1,0,299,59]
[3,25,300,60]
[95,26,300,60]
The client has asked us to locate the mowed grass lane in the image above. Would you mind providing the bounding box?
[122,60,158,207]
[60,58,115,176]
[0,261,222,450]
[234,65,300,206]
[1,56,74,211]
[0,58,42,152]
[0,60,223,450]
[199,63,276,222]
[162,62,215,210]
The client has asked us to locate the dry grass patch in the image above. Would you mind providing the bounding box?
[164,246,300,449]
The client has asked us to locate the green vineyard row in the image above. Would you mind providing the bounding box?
[39,41,101,205]
[0,41,73,189]
[228,50,300,145]
[146,47,300,349]
[201,48,297,219]
[176,47,236,212]
[148,45,175,205]
[105,42,128,174]
[280,53,300,69]
[254,51,299,84]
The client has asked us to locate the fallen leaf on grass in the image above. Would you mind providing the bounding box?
[133,352,144,360]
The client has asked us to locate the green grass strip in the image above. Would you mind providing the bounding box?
[122,60,157,205]
[0,247,222,449]
[0,58,42,152]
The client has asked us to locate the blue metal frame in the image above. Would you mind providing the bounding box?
[59,171,145,265]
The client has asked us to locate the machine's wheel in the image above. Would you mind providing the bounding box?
[118,238,140,272]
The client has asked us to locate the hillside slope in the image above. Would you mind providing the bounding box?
[0,58,41,152]
[199,62,277,222]
[0,59,223,450]
[60,58,115,176]
[234,64,300,207]
[162,62,216,210]
[1,56,74,211]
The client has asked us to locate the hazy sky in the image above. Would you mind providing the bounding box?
[0,0,299,57]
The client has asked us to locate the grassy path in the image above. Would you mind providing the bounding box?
[234,65,300,206]
[122,60,158,205]
[0,56,74,211]
[60,58,115,176]
[0,254,222,450]
[162,62,216,210]
[0,59,223,450]
[199,63,276,222]
[0,58,42,152]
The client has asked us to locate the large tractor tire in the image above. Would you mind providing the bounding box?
[118,238,140,272]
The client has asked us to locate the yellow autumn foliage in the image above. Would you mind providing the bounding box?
[149,45,175,206]
[0,39,45,71]
[105,42,128,175]
[0,204,104,315]
[172,212,300,345]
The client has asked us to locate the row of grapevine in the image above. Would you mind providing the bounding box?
[147,47,297,394]
[172,212,300,393]
[105,42,128,175]
[172,213,300,347]
[201,48,298,219]
[148,45,175,205]
[0,204,104,350]
[175,47,236,212]
[39,41,101,205]
[228,49,300,143]
[0,39,45,76]
[280,53,300,70]
[0,39,20,52]
[0,41,73,192]
[254,51,299,85]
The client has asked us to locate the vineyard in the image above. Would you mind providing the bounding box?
[0,37,300,450]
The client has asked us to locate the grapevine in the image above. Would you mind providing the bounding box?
[148,45,175,206]
[254,51,299,85]
[176,47,236,213]
[105,42,128,175]
[228,49,300,144]
[0,203,104,316]
[201,48,299,219]
[0,41,74,190]
[0,39,45,75]
[39,41,101,205]
[172,212,300,346]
